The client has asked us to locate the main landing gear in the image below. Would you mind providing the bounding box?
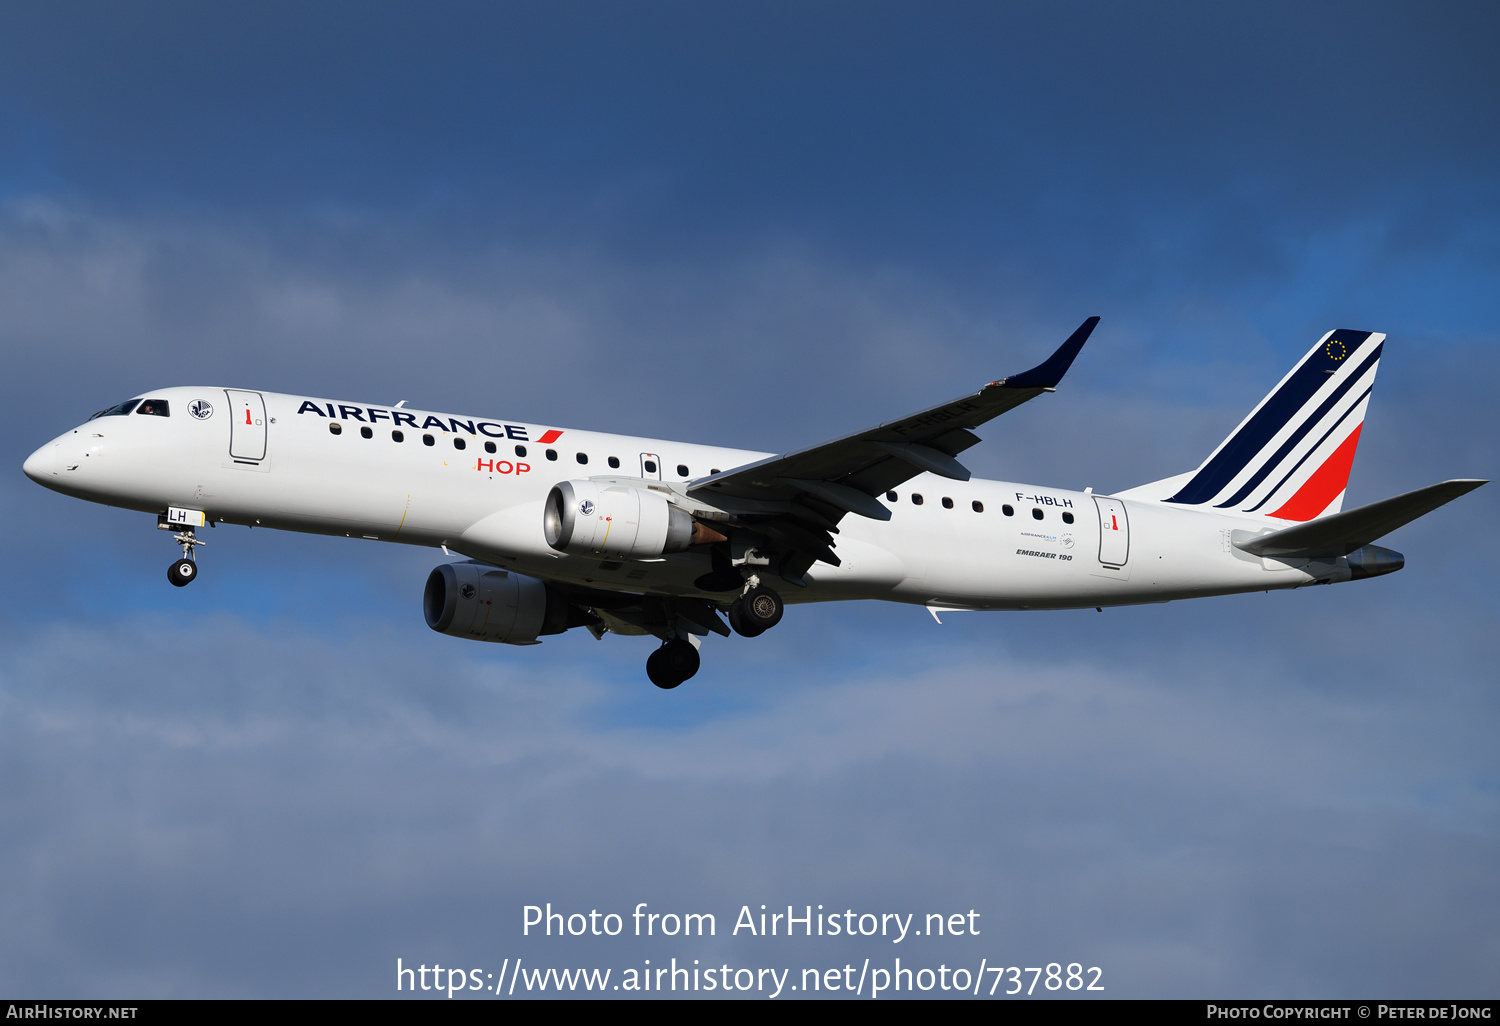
[727,585,783,638]
[647,638,700,689]
[164,526,206,588]
[645,582,787,689]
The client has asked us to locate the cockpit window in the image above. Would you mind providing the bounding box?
[89,399,141,420]
[136,399,170,417]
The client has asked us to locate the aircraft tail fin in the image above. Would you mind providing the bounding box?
[1143,329,1385,520]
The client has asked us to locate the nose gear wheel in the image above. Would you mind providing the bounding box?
[163,526,206,587]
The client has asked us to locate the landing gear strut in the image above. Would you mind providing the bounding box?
[646,638,700,689]
[164,527,206,588]
[728,585,783,638]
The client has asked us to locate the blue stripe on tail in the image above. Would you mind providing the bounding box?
[1212,342,1381,508]
[1244,385,1372,513]
[1166,329,1374,506]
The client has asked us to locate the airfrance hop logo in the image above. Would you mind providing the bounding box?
[460,583,476,599]
[580,500,595,516]
[188,399,214,420]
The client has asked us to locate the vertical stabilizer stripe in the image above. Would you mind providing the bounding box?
[1212,342,1381,508]
[1166,329,1372,505]
[1244,386,1370,513]
[1267,425,1364,521]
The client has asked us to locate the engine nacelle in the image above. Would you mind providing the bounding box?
[423,562,569,645]
[543,480,694,559]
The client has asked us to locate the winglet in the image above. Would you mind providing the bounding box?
[996,316,1100,389]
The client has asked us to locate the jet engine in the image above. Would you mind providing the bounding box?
[543,480,694,559]
[423,562,574,645]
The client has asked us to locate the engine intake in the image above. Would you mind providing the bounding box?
[423,562,573,645]
[543,480,694,559]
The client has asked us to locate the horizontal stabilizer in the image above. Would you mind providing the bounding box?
[1234,479,1486,558]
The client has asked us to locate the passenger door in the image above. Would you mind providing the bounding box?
[1094,496,1129,567]
[225,389,268,462]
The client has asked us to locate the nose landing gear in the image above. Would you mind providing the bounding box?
[163,527,206,588]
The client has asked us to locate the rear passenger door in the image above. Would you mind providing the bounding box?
[1093,496,1129,566]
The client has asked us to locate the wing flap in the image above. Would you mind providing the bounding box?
[869,441,972,481]
[782,478,892,521]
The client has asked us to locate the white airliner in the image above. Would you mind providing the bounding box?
[23,320,1485,688]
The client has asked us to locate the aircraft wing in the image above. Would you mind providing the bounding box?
[1234,478,1487,558]
[683,317,1098,580]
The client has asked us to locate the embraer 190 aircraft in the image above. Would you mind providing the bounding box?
[23,320,1485,688]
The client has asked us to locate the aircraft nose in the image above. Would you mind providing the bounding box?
[23,440,61,483]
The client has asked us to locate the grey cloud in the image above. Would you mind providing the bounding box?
[0,599,1494,996]
[0,194,1495,999]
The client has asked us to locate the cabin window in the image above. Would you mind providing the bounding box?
[972,500,984,513]
[711,468,721,474]
[484,441,496,453]
[1032,508,1043,520]
[643,459,657,474]
[391,430,404,442]
[1062,511,1074,524]
[887,491,898,501]
[360,426,373,439]
[941,497,954,509]
[136,399,170,417]
[912,494,924,505]
[422,434,435,446]
[514,445,527,457]
[677,464,689,477]
[608,456,620,469]
[576,452,588,464]
[453,438,466,450]
[1002,504,1014,516]
[546,449,558,461]
[329,423,342,436]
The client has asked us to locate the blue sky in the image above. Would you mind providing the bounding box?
[0,2,1496,998]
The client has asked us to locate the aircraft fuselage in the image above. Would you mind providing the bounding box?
[23,386,1357,612]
